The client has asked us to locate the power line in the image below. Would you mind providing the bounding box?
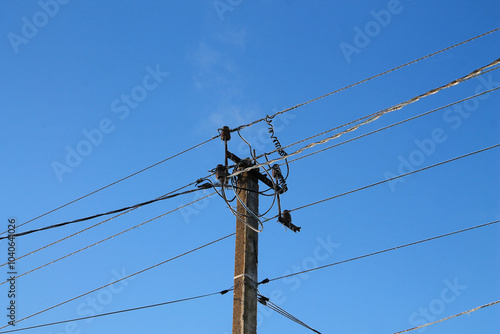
[232,27,500,133]
[258,294,322,333]
[258,143,500,225]
[0,137,218,236]
[0,179,203,268]
[259,220,499,284]
[229,58,500,179]
[289,143,500,213]
[0,289,233,333]
[0,183,211,240]
[262,65,500,161]
[5,29,498,238]
[0,232,235,329]
[393,299,500,333]
[280,87,500,166]
[0,193,216,287]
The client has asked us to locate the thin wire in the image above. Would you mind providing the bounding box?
[232,27,500,133]
[203,177,260,231]
[393,300,500,333]
[0,289,233,333]
[224,178,263,233]
[0,136,218,236]
[261,220,499,283]
[5,28,499,238]
[258,294,322,333]
[233,58,500,177]
[291,144,500,213]
[261,65,500,161]
[0,232,235,329]
[0,179,205,268]
[261,143,500,225]
[280,87,500,166]
[0,193,216,287]
[0,185,207,240]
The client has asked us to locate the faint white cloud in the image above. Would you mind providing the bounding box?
[189,29,256,133]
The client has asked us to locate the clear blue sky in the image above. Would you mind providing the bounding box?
[1,0,499,333]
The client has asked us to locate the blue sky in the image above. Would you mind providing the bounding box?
[1,0,499,333]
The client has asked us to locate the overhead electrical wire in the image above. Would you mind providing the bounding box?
[0,193,216,287]
[257,294,322,333]
[6,28,497,238]
[258,65,500,161]
[0,178,210,267]
[0,288,233,334]
[230,58,500,178]
[288,144,500,214]
[1,138,218,236]
[231,27,500,133]
[0,183,212,240]
[279,87,500,166]
[0,232,235,329]
[393,299,500,333]
[259,219,500,284]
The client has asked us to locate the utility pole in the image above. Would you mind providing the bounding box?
[232,169,259,334]
[217,125,298,333]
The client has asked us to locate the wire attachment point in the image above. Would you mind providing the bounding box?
[278,210,301,232]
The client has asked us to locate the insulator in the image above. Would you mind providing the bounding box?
[279,210,292,224]
[238,158,253,169]
[272,164,281,179]
[278,210,300,232]
[215,164,228,180]
[220,126,231,141]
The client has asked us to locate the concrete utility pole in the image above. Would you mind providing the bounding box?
[232,170,259,334]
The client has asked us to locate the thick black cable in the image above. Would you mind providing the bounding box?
[0,186,209,240]
[0,178,205,267]
[0,288,233,333]
[260,220,499,284]
[232,27,500,133]
[1,136,218,236]
[0,193,216,286]
[4,28,498,238]
[0,232,235,329]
